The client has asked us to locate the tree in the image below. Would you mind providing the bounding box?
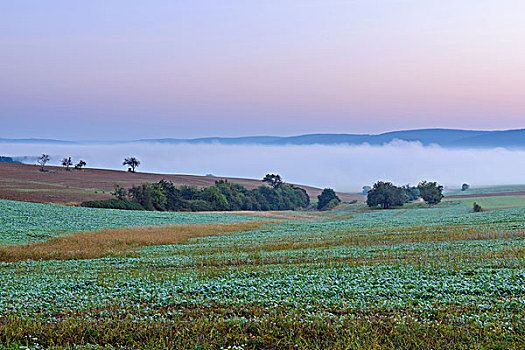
[128,183,166,210]
[123,157,140,173]
[418,181,444,207]
[462,183,470,191]
[202,186,229,211]
[402,185,421,202]
[263,174,283,188]
[317,188,340,210]
[366,182,408,209]
[112,185,128,200]
[75,160,87,170]
[61,157,73,170]
[37,154,50,171]
[362,186,372,195]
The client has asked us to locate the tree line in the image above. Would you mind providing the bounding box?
[82,177,311,212]
[35,152,453,212]
[37,154,139,172]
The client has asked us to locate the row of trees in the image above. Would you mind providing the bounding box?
[35,152,449,213]
[37,154,87,171]
[37,154,138,172]
[366,181,444,209]
[83,178,311,212]
[60,157,86,170]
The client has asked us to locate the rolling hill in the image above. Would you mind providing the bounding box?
[0,163,362,205]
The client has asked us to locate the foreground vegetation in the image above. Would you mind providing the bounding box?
[1,200,525,348]
[0,199,262,245]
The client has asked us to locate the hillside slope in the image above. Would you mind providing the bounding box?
[0,163,362,205]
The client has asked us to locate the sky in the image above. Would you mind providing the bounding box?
[2,1,525,140]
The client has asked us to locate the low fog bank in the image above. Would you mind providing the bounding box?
[1,141,524,192]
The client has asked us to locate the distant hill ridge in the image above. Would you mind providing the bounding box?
[2,128,525,148]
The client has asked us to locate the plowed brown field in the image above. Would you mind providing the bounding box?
[0,163,363,205]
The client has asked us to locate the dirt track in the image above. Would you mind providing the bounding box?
[0,163,364,205]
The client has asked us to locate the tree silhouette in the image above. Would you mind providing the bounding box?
[37,154,50,171]
[75,160,87,170]
[262,174,283,188]
[123,157,140,173]
[61,157,73,170]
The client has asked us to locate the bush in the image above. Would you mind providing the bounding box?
[473,202,483,212]
[81,199,144,211]
[325,198,340,210]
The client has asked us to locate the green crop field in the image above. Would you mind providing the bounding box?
[445,195,525,210]
[0,199,263,245]
[1,200,525,349]
[445,184,525,197]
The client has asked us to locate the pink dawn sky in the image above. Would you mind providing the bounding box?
[1,0,525,140]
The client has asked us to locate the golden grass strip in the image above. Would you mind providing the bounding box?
[197,225,525,255]
[0,221,270,262]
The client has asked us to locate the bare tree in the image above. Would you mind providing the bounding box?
[123,157,140,173]
[61,157,73,170]
[37,154,50,171]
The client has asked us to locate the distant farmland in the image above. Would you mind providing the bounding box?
[444,185,525,210]
[0,163,363,205]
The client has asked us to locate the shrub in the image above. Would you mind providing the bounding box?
[473,202,483,212]
[325,198,340,210]
[81,199,144,211]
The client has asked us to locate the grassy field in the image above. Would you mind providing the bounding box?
[1,200,525,349]
[446,184,525,197]
[444,184,525,210]
[444,195,525,210]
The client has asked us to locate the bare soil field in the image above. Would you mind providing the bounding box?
[0,163,363,205]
